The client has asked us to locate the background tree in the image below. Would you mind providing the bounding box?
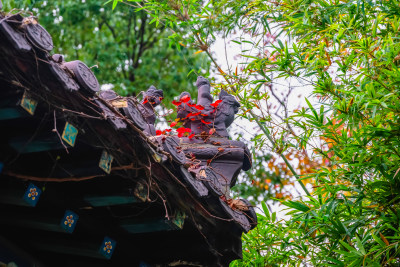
[4,0,211,99]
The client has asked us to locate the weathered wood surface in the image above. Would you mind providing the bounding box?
[0,21,31,52]
[179,165,209,198]
[120,217,181,234]
[63,60,99,93]
[0,107,30,120]
[122,99,147,130]
[24,22,53,51]
[95,99,127,131]
[84,194,139,207]
[162,136,187,165]
[48,61,80,91]
[240,198,258,230]
[181,137,251,191]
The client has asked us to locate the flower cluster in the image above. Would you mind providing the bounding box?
[64,215,75,228]
[103,241,113,254]
[156,95,223,137]
[28,187,38,201]
[142,96,163,105]
[176,127,194,138]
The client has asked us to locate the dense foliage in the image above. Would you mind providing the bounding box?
[7,0,400,264]
[4,0,211,99]
[233,0,400,265]
[111,0,400,265]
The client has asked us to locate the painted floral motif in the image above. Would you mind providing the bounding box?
[103,241,113,254]
[64,215,75,228]
[23,183,41,207]
[27,187,38,200]
[99,237,116,259]
[60,210,78,233]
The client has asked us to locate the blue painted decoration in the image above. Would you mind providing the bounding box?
[172,211,185,229]
[134,183,147,202]
[61,122,78,147]
[20,92,38,115]
[0,162,3,174]
[99,150,113,174]
[99,237,116,259]
[60,210,79,233]
[23,183,41,207]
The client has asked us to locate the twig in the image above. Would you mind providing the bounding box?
[52,110,69,154]
[61,108,103,120]
[4,164,141,182]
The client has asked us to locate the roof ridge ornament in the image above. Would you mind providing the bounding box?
[63,60,99,93]
[22,16,54,51]
[137,85,164,135]
[177,76,240,139]
[148,77,254,223]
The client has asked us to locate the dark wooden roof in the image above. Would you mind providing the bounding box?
[0,10,255,267]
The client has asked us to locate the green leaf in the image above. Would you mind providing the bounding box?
[355,236,366,255]
[261,201,270,221]
[112,0,119,9]
[282,200,310,212]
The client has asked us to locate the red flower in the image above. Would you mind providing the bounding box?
[209,128,216,135]
[176,127,192,137]
[180,95,191,103]
[186,103,204,110]
[156,130,162,135]
[186,111,201,117]
[143,98,149,104]
[172,100,182,106]
[176,127,187,133]
[210,99,222,108]
[165,129,172,132]
[170,121,177,127]
[195,105,204,110]
[188,133,195,139]
[201,119,211,125]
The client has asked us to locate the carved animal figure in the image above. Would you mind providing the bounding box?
[176,76,240,138]
[138,85,163,135]
[214,90,241,137]
[196,76,213,107]
[177,91,194,129]
[174,77,251,198]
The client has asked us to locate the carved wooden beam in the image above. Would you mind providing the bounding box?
[84,194,139,207]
